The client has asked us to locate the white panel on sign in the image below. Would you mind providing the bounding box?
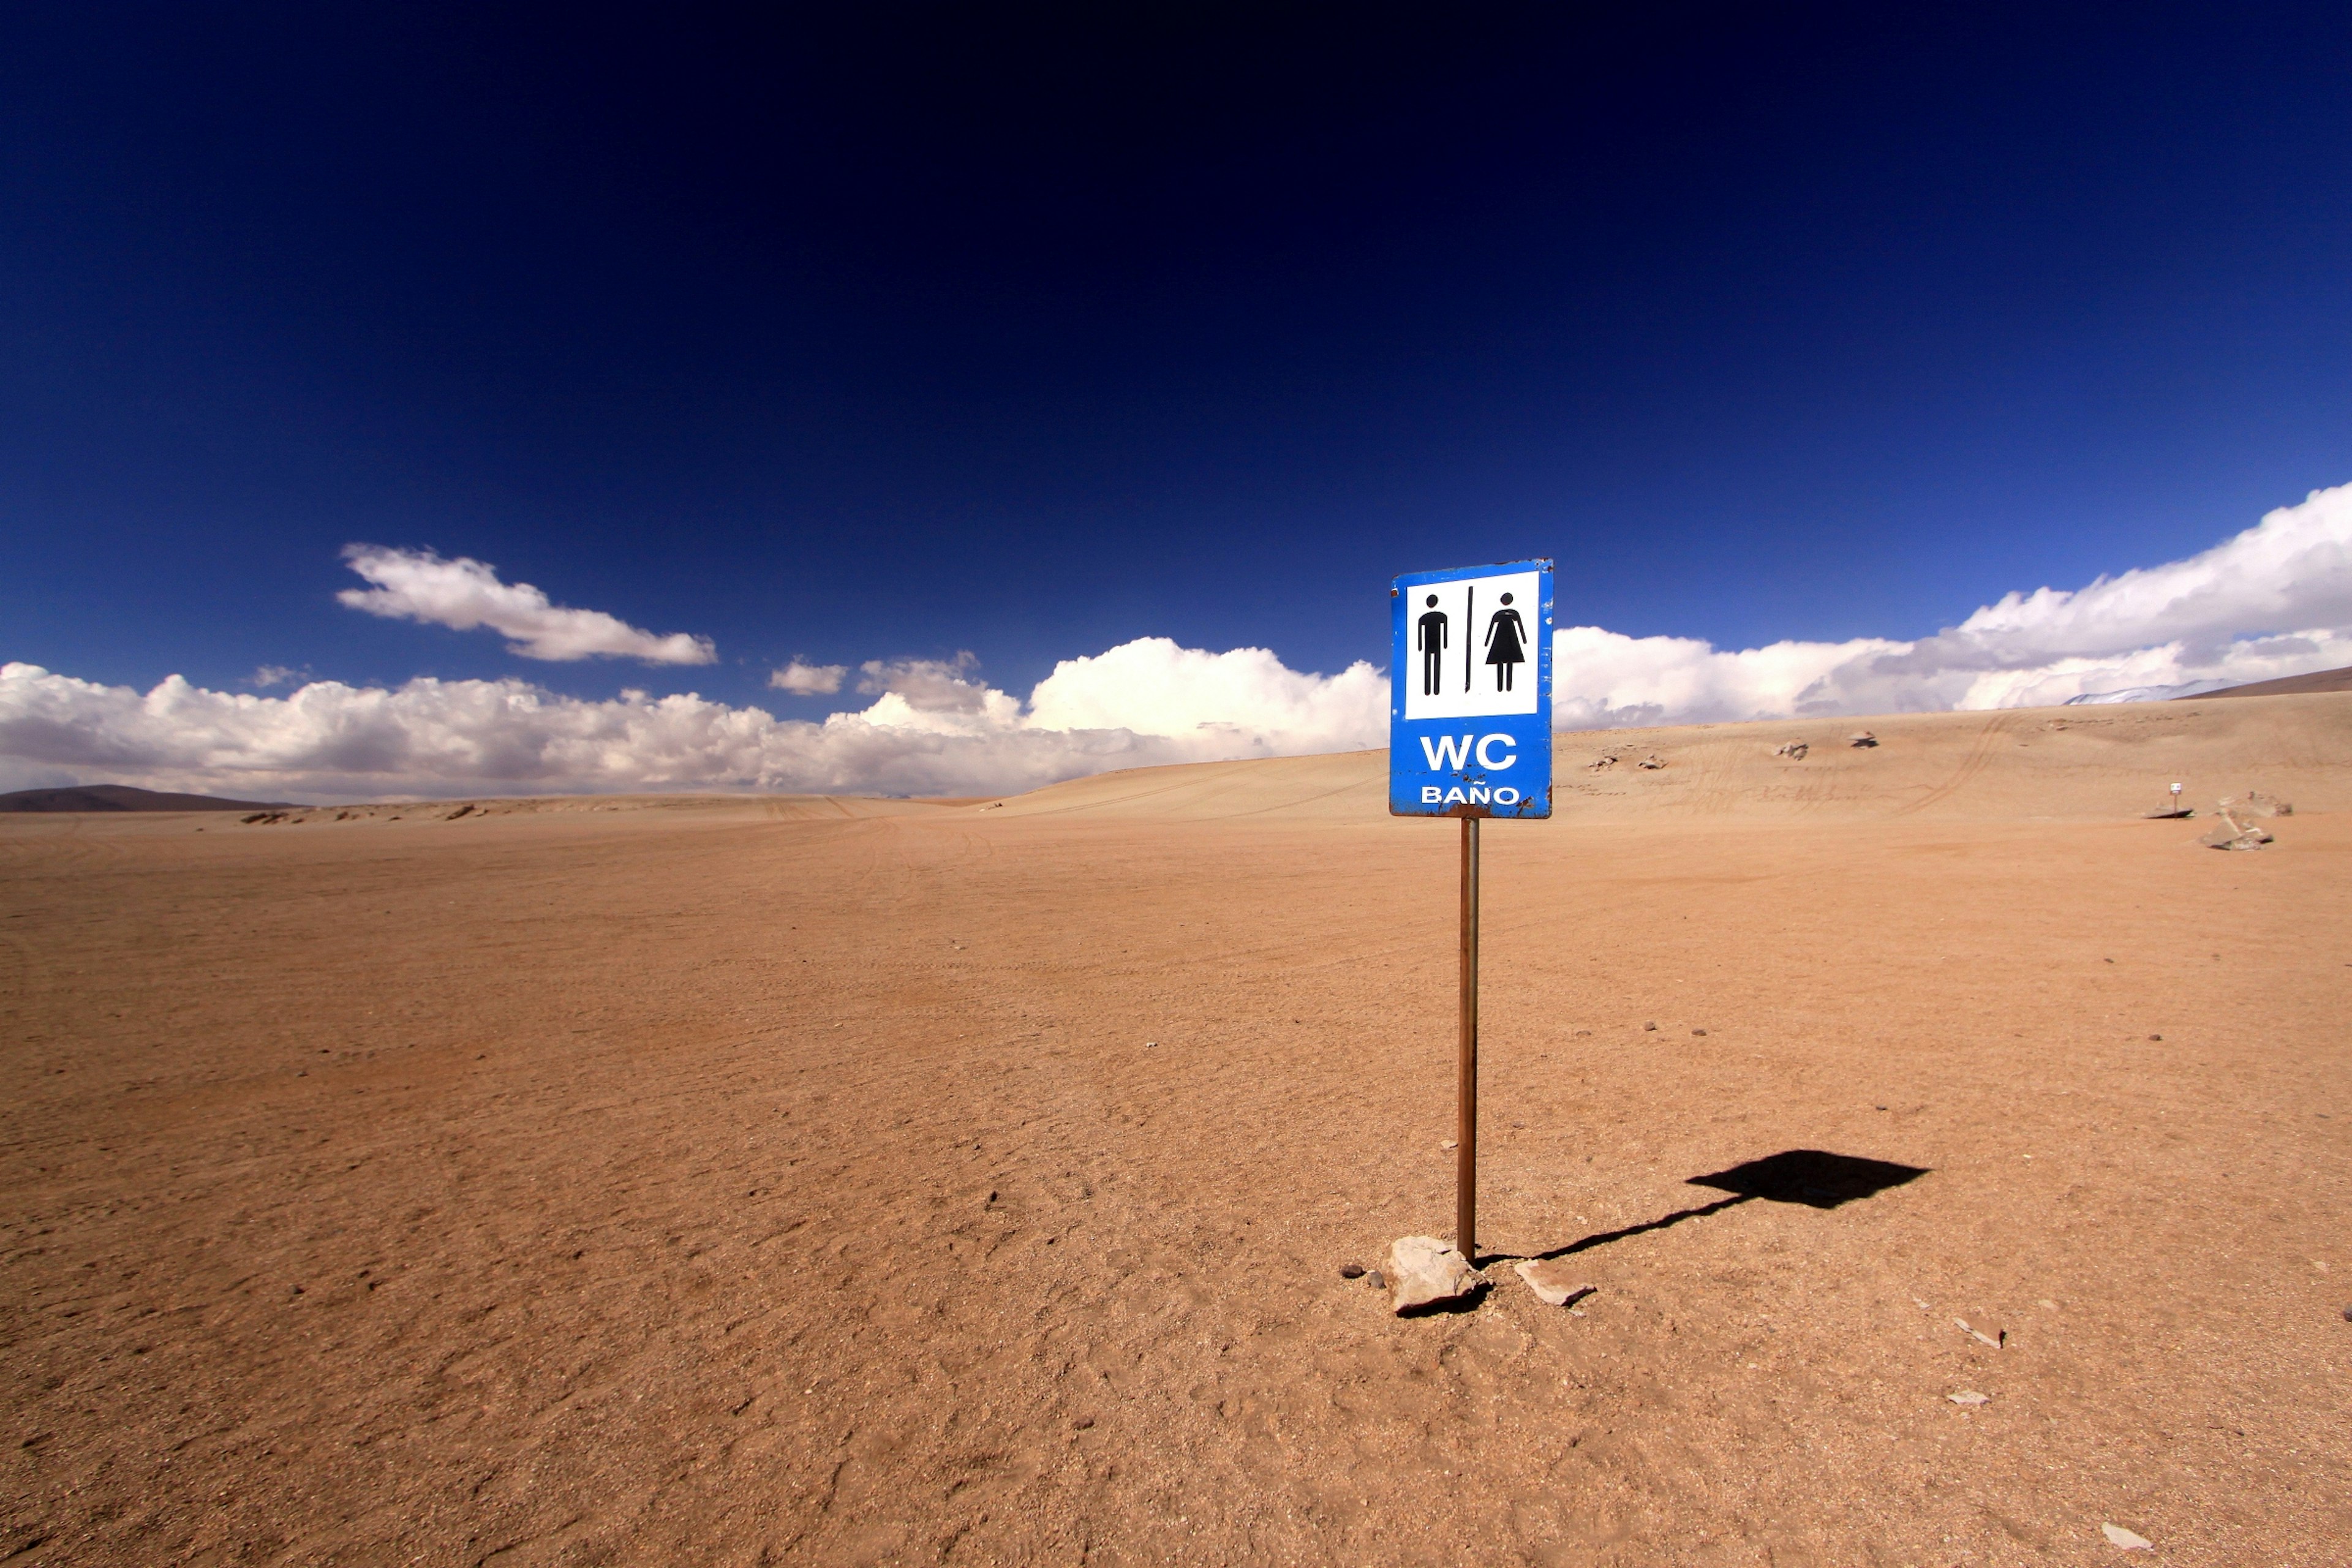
[1401,569,1542,720]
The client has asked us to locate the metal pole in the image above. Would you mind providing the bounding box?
[1458,813,1479,1261]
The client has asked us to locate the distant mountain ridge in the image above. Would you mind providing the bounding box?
[0,785,303,813]
[2187,664,2352,699]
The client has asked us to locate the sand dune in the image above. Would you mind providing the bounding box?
[2,695,2346,1566]
[992,692,2350,822]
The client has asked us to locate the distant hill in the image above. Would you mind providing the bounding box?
[0,784,303,813]
[2187,665,2352,699]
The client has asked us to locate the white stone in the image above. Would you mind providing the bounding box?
[1383,1236,1480,1314]
[2199,811,2272,850]
[1512,1259,1595,1307]
[2101,1523,2152,1550]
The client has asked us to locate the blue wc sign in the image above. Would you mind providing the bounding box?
[1389,560,1553,818]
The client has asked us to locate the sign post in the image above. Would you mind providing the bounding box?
[1457,809,1479,1257]
[1390,560,1553,1262]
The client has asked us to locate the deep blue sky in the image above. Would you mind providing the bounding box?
[4,3,2348,710]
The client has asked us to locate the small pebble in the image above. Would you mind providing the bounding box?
[2340,1303,2351,1322]
[1144,1041,1158,1049]
[1692,1028,1707,1037]
[1072,1415,1094,1430]
[1643,1021,1657,1031]
[1339,1263,1365,1279]
[2148,1033,2162,1041]
[1365,1270,1385,1290]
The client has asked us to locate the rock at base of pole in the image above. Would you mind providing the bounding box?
[1384,1235,1482,1314]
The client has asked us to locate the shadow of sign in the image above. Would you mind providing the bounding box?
[1512,1148,1929,1266]
[1685,1148,1929,1209]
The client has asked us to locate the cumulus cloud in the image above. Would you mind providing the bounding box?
[855,653,1011,720]
[337,545,716,665]
[769,660,846,695]
[1555,481,2352,725]
[1027,637,1387,753]
[10,484,2347,799]
[0,638,1385,801]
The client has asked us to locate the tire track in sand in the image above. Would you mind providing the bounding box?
[1893,712,2015,816]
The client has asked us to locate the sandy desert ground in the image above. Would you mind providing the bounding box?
[3,694,2349,1567]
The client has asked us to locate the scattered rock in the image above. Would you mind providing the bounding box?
[1954,1317,2001,1349]
[2201,794,2286,849]
[1588,753,1619,771]
[1143,1040,1158,1049]
[1512,1259,1596,1306]
[1774,740,1809,760]
[1635,753,1666,769]
[1072,1414,1095,1430]
[1365,1270,1385,1290]
[1440,1139,1458,1150]
[2340,1303,2351,1322]
[1948,1390,1989,1406]
[1338,1263,1365,1280]
[1691,1028,1707,1037]
[2199,812,2273,851]
[2100,1523,2152,1550]
[1384,1235,1481,1313]
[1849,731,1877,747]
[2148,1033,2162,1041]
[1644,1021,1657,1031]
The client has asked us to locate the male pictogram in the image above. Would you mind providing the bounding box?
[1417,594,1449,696]
[1484,592,1528,692]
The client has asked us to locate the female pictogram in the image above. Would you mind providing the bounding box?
[1483,592,1527,692]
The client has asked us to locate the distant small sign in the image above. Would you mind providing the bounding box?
[1389,561,1553,818]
